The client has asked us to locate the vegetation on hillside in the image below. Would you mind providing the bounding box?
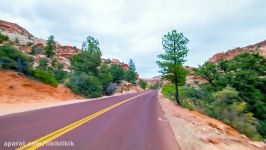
[139,79,147,89]
[0,34,140,97]
[45,35,56,58]
[0,43,59,87]
[161,53,266,140]
[67,36,138,97]
[0,33,9,43]
[0,44,32,74]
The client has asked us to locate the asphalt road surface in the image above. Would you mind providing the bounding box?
[0,90,180,150]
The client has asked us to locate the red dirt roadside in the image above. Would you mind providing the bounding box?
[0,70,81,103]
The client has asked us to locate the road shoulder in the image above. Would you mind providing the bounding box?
[0,92,136,116]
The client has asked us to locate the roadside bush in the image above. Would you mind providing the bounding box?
[139,79,147,89]
[209,87,260,140]
[0,34,9,43]
[161,84,175,100]
[32,69,58,87]
[70,51,101,76]
[229,102,261,140]
[194,53,266,140]
[150,81,160,90]
[67,73,103,98]
[98,64,113,88]
[110,64,125,82]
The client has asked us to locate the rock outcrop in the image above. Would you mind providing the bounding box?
[0,20,33,37]
[0,20,80,71]
[184,66,207,87]
[142,76,162,86]
[115,81,142,94]
[0,19,140,79]
[0,20,46,45]
[209,40,266,63]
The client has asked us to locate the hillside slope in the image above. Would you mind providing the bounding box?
[0,70,81,103]
[158,92,266,150]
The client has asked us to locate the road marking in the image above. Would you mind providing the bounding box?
[17,92,149,150]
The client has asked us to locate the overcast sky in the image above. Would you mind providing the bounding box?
[1,0,266,78]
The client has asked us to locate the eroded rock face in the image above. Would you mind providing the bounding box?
[0,20,33,36]
[0,20,80,71]
[184,66,207,87]
[121,64,129,71]
[209,40,266,63]
[115,81,142,93]
[56,46,80,59]
[142,76,162,86]
[0,20,46,45]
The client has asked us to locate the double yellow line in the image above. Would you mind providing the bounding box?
[17,92,148,150]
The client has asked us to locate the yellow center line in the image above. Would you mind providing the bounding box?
[17,92,149,150]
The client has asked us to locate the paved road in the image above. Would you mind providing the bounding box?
[0,90,180,150]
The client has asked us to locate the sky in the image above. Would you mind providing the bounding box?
[1,0,266,78]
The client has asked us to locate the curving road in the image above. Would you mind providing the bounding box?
[0,90,180,150]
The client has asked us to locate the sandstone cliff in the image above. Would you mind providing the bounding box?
[209,40,266,63]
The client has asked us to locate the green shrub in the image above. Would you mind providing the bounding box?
[27,42,33,46]
[110,64,125,82]
[70,51,101,76]
[0,44,32,74]
[32,69,58,87]
[225,102,260,140]
[45,35,56,58]
[0,34,9,43]
[195,53,266,140]
[37,58,48,70]
[210,87,260,140]
[161,84,175,100]
[98,64,113,88]
[67,73,103,98]
[30,46,44,55]
[15,38,20,45]
[50,64,68,83]
[150,81,160,90]
[139,79,147,89]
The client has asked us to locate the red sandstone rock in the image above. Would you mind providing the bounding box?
[111,58,120,65]
[0,20,33,37]
[209,40,266,63]
[121,64,129,71]
[209,138,221,144]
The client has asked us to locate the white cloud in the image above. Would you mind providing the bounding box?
[0,0,265,77]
